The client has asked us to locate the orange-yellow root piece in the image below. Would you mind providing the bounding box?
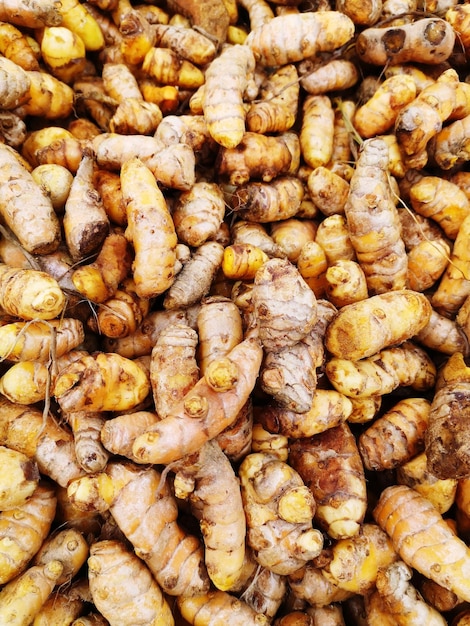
[373,484,470,602]
[88,539,174,626]
[132,332,263,464]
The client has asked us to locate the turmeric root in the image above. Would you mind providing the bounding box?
[202,43,256,149]
[0,144,61,254]
[326,342,437,398]
[32,527,89,586]
[120,156,177,299]
[425,352,470,480]
[132,332,262,464]
[0,560,64,625]
[253,257,317,353]
[0,318,85,363]
[373,484,470,602]
[88,539,174,626]
[230,175,304,223]
[239,451,323,574]
[289,423,367,539]
[0,445,39,510]
[0,263,65,320]
[63,150,110,262]
[0,397,85,487]
[343,137,408,294]
[325,290,432,361]
[177,589,270,626]
[71,230,133,303]
[54,351,151,413]
[68,460,210,596]
[172,181,226,247]
[356,17,456,66]
[172,440,247,591]
[0,481,57,585]
[245,11,355,66]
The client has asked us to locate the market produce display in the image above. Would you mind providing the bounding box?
[2,0,470,624]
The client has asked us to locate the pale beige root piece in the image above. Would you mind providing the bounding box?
[239,451,323,574]
[163,241,224,310]
[300,94,335,170]
[416,309,470,357]
[165,0,230,46]
[132,332,263,464]
[0,0,62,28]
[236,561,286,620]
[177,589,270,625]
[32,585,85,626]
[0,55,31,109]
[289,423,367,540]
[93,133,196,191]
[172,440,247,591]
[40,25,87,85]
[397,452,457,515]
[71,230,133,303]
[306,603,346,625]
[245,11,355,66]
[152,23,217,65]
[230,175,304,223]
[246,63,299,134]
[288,563,353,609]
[0,560,64,625]
[307,167,349,218]
[172,181,226,247]
[394,69,458,168]
[431,215,470,315]
[409,176,470,241]
[325,290,431,360]
[67,460,210,596]
[358,397,431,471]
[100,410,159,461]
[368,560,447,625]
[298,59,359,96]
[353,74,417,139]
[88,539,174,626]
[202,43,256,149]
[356,17,455,66]
[336,0,382,25]
[0,349,87,405]
[102,307,196,358]
[326,341,437,398]
[237,0,274,31]
[322,523,399,596]
[0,144,61,254]
[150,322,199,418]
[54,352,150,413]
[32,527,89,586]
[0,264,65,320]
[0,397,85,487]
[196,296,243,376]
[252,257,317,353]
[343,137,408,294]
[0,481,56,585]
[64,411,110,473]
[348,395,382,424]
[424,352,470,480]
[63,150,109,262]
[0,445,39,510]
[0,111,27,148]
[120,156,177,299]
[374,484,470,601]
[260,299,335,413]
[324,260,368,308]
